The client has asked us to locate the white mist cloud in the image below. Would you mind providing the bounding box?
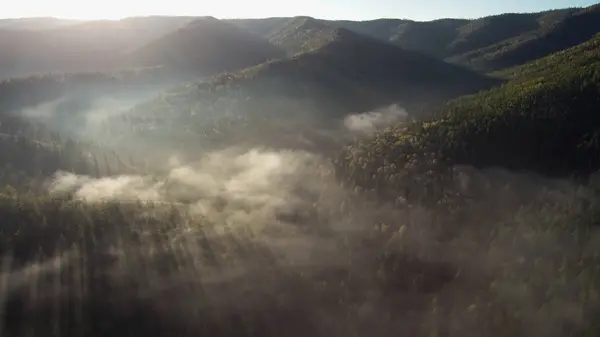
[19,98,65,119]
[49,171,163,202]
[48,147,335,233]
[344,104,409,135]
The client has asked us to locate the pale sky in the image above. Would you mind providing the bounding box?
[2,0,599,21]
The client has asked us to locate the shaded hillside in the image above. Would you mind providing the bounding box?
[331,13,556,58]
[449,4,600,71]
[129,17,285,76]
[230,4,600,71]
[337,5,598,68]
[492,32,600,81]
[332,18,467,59]
[336,33,600,201]
[123,27,498,153]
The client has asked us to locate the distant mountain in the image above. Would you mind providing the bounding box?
[0,17,82,30]
[121,27,498,153]
[492,32,600,81]
[330,18,467,59]
[0,16,197,79]
[0,16,283,80]
[448,4,600,71]
[229,4,600,72]
[128,17,285,76]
[68,16,199,51]
[330,10,579,59]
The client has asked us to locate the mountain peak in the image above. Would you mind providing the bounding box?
[129,17,284,76]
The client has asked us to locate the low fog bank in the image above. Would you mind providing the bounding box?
[41,152,600,336]
[3,102,600,337]
[49,147,340,232]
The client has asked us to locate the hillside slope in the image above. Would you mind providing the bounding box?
[134,26,498,115]
[492,32,600,81]
[128,17,285,76]
[449,4,600,71]
[336,33,600,200]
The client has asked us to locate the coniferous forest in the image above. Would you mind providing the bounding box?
[1,5,600,337]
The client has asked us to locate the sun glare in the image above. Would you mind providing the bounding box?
[8,1,186,20]
[4,0,304,21]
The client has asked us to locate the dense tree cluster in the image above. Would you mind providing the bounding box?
[336,33,600,201]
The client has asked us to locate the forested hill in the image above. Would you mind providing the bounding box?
[491,32,600,81]
[446,4,600,71]
[229,3,600,72]
[131,25,498,118]
[122,26,498,152]
[336,33,600,201]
